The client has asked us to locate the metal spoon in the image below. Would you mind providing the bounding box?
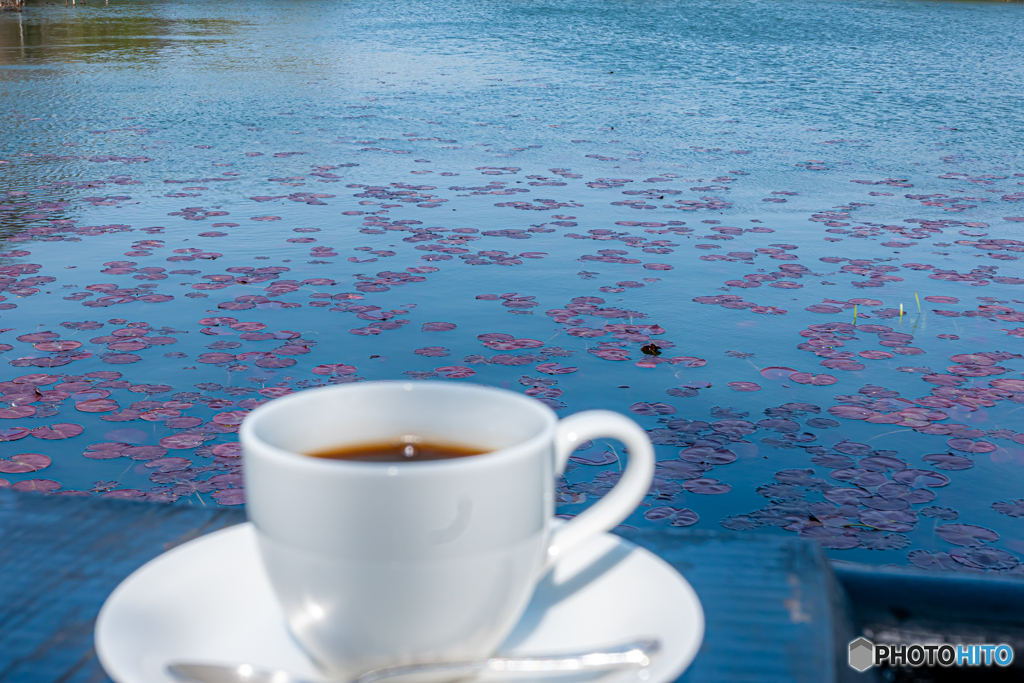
[167,638,660,683]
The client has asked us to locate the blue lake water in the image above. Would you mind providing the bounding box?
[2,0,1024,572]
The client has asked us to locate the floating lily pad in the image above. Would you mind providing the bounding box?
[992,500,1024,518]
[935,524,999,547]
[922,453,973,471]
[435,366,476,379]
[0,453,51,473]
[630,402,677,416]
[11,479,61,493]
[30,423,84,440]
[422,322,457,332]
[682,478,731,494]
[0,406,37,419]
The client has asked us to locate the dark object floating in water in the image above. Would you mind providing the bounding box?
[641,343,662,356]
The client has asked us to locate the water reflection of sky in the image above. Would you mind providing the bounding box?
[1,0,1024,571]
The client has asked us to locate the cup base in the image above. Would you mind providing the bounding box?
[256,528,547,676]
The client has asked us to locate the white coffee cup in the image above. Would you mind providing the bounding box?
[240,381,655,675]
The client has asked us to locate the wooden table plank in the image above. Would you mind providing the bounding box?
[620,529,861,683]
[0,490,244,683]
[0,491,853,683]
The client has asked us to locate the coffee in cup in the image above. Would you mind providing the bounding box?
[307,437,489,463]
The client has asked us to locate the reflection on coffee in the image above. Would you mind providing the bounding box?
[307,436,489,463]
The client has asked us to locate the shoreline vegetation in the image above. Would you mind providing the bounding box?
[5,0,1023,11]
[2,0,108,10]
[5,0,1024,10]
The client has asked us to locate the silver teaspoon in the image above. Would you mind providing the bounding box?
[167,638,661,683]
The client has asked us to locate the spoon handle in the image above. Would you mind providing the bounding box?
[167,638,660,683]
[353,638,661,683]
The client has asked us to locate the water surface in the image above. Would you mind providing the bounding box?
[2,0,1024,572]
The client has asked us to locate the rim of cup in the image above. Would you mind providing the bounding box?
[239,380,560,472]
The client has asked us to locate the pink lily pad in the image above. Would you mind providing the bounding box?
[935,523,999,547]
[86,371,123,381]
[827,405,876,420]
[257,388,293,399]
[727,381,761,392]
[12,479,61,493]
[536,362,578,375]
[34,340,82,352]
[212,411,248,427]
[789,372,838,386]
[629,402,677,416]
[893,468,950,487]
[859,510,916,533]
[947,439,996,453]
[197,352,237,364]
[100,489,146,499]
[126,445,169,460]
[830,468,886,487]
[76,398,120,413]
[569,450,619,466]
[951,548,1019,571]
[422,322,457,332]
[682,478,732,494]
[651,507,699,526]
[759,366,796,380]
[145,456,192,472]
[129,384,173,394]
[212,442,242,458]
[1,427,33,442]
[219,301,255,311]
[140,408,181,422]
[0,452,51,473]
[255,357,296,369]
[230,321,267,332]
[593,345,634,362]
[567,327,607,338]
[680,447,737,464]
[159,433,207,449]
[669,356,707,367]
[102,354,142,365]
[83,442,129,459]
[13,373,60,385]
[435,366,476,379]
[992,500,1024,518]
[414,347,451,357]
[0,406,37,419]
[212,488,246,505]
[31,423,84,440]
[165,416,203,429]
[922,453,974,471]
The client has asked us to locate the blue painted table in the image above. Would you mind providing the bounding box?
[0,489,859,683]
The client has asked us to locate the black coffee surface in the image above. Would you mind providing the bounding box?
[307,438,489,463]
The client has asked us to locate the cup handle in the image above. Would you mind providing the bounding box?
[546,410,655,567]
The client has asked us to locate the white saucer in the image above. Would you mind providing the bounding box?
[96,523,704,683]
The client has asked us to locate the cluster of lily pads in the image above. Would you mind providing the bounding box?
[4,89,1024,574]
